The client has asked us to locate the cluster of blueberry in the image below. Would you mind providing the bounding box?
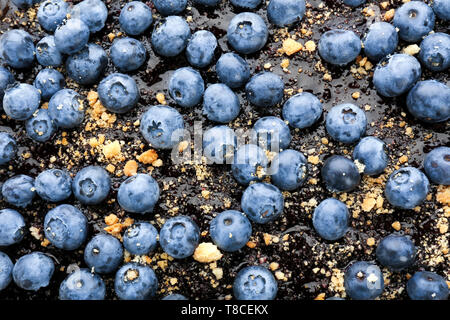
[0,0,449,301]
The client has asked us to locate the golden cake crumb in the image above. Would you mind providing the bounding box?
[384,9,395,21]
[106,164,115,173]
[269,262,279,271]
[156,92,166,105]
[105,214,119,226]
[246,241,257,248]
[398,155,408,164]
[282,38,303,56]
[137,149,158,164]
[29,226,42,240]
[366,237,376,246]
[304,40,316,52]
[201,190,210,199]
[212,268,223,280]
[314,293,326,300]
[124,160,138,176]
[280,58,290,69]
[392,221,401,231]
[402,44,420,56]
[436,186,450,206]
[102,141,121,159]
[125,269,138,281]
[104,223,123,236]
[352,92,360,99]
[263,233,272,245]
[323,73,332,81]
[107,32,115,42]
[308,155,320,164]
[362,196,377,212]
[193,243,223,263]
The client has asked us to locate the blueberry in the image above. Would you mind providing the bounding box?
[343,0,365,7]
[123,222,159,255]
[114,263,158,300]
[152,0,187,15]
[282,92,323,129]
[271,149,307,191]
[321,155,360,193]
[0,132,17,165]
[151,16,191,57]
[35,168,72,202]
[252,116,291,151]
[363,22,399,62]
[418,32,450,72]
[215,53,250,89]
[84,234,123,274]
[0,208,26,246]
[344,261,384,300]
[424,146,450,185]
[11,0,41,9]
[227,12,268,55]
[202,125,237,164]
[0,252,13,291]
[241,182,284,224]
[203,84,240,123]
[33,68,65,101]
[245,72,284,108]
[406,80,450,123]
[3,83,41,121]
[186,30,217,68]
[37,0,69,32]
[54,18,90,55]
[59,268,106,300]
[318,29,361,66]
[433,0,450,20]
[393,1,435,43]
[72,166,111,205]
[25,108,56,142]
[230,0,261,9]
[407,271,449,300]
[210,210,252,252]
[376,234,416,271]
[312,198,349,241]
[193,0,221,6]
[159,215,200,259]
[353,136,388,176]
[98,73,140,114]
[2,175,36,208]
[140,105,185,149]
[162,293,188,300]
[169,67,205,108]
[373,54,421,98]
[12,252,55,291]
[36,36,63,67]
[0,66,14,109]
[385,167,430,209]
[326,103,367,144]
[231,144,268,185]
[48,88,85,128]
[119,1,153,36]
[110,37,147,72]
[118,174,160,214]
[0,29,35,69]
[66,43,108,85]
[267,0,306,26]
[233,266,277,300]
[44,204,88,250]
[71,0,108,33]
